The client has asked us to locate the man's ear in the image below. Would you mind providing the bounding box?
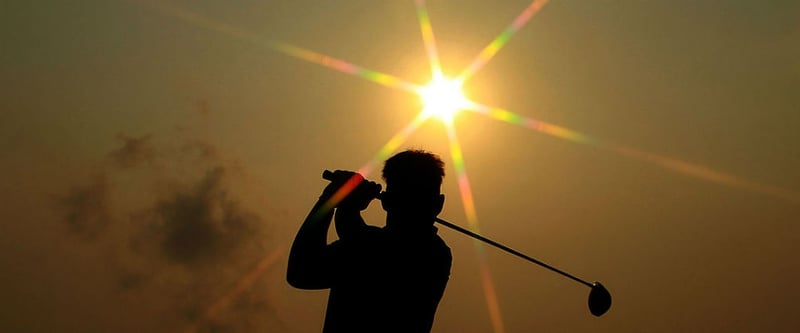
[380,191,391,212]
[432,194,444,216]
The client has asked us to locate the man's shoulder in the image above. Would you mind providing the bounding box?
[431,231,450,248]
[428,233,452,262]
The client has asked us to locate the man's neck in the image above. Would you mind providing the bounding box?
[385,218,437,236]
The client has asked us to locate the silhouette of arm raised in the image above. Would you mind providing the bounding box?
[332,171,380,240]
[287,198,335,289]
[287,170,380,289]
[334,207,369,240]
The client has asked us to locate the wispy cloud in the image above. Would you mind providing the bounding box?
[59,173,111,240]
[151,166,262,266]
[53,123,283,332]
[108,134,156,169]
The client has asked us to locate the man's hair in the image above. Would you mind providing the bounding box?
[382,150,445,195]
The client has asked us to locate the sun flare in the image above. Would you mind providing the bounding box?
[418,75,470,123]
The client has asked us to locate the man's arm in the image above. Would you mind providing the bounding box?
[286,198,335,289]
[331,170,379,240]
[286,170,380,289]
[334,207,368,240]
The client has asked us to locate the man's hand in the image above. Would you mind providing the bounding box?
[320,170,381,211]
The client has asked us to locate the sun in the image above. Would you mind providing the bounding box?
[418,74,470,124]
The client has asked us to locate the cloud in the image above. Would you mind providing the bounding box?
[59,173,111,240]
[152,166,262,266]
[53,129,282,332]
[108,134,156,169]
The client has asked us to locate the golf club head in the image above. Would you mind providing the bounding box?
[588,281,612,317]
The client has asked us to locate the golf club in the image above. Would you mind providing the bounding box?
[322,170,611,316]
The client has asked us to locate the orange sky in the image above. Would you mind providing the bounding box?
[1,0,799,332]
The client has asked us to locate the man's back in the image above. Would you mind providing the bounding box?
[323,225,451,333]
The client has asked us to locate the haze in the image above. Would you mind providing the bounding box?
[1,0,799,332]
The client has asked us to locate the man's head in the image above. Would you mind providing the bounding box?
[381,150,445,228]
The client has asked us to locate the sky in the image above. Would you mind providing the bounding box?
[1,0,799,332]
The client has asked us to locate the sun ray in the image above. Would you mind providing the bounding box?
[358,112,432,177]
[415,0,443,76]
[609,146,800,203]
[457,0,550,82]
[273,42,421,93]
[469,103,593,144]
[134,0,261,44]
[467,103,800,203]
[445,123,506,333]
[183,248,285,333]
[137,0,421,93]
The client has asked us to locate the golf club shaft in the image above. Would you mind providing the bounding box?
[321,170,594,288]
[433,217,593,288]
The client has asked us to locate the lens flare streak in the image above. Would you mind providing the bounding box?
[136,0,261,44]
[469,103,593,144]
[415,0,443,75]
[457,0,550,82]
[611,146,800,203]
[445,123,506,333]
[183,248,285,333]
[315,174,368,218]
[358,112,432,176]
[138,0,420,93]
[273,43,421,93]
[468,103,800,203]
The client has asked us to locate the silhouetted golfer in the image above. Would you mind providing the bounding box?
[288,150,452,333]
